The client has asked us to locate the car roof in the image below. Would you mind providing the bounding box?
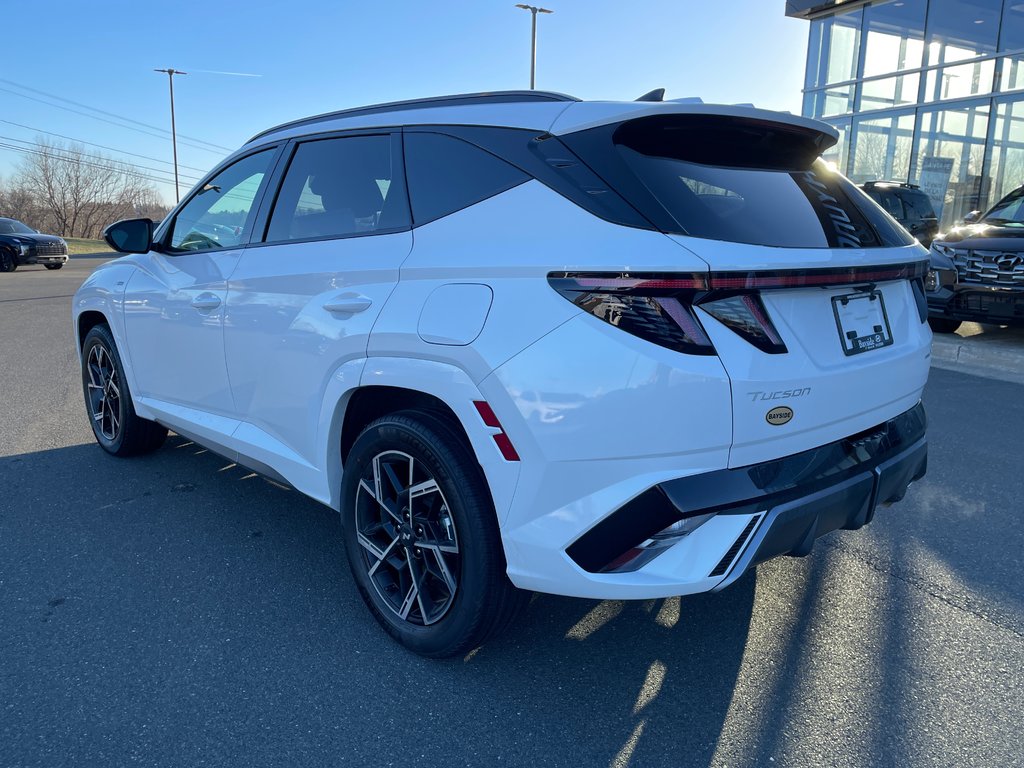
[242,90,838,149]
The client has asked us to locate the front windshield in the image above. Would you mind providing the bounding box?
[0,219,34,235]
[984,191,1024,224]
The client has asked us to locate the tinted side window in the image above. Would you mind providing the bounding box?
[404,132,529,225]
[266,134,408,242]
[169,149,276,252]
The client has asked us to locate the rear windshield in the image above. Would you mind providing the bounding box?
[903,190,937,220]
[567,115,913,249]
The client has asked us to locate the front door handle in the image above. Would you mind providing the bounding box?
[324,294,373,314]
[191,292,222,310]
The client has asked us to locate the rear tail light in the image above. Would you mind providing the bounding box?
[547,273,715,355]
[699,294,787,354]
[547,273,786,356]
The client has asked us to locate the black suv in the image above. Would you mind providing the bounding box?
[0,217,69,272]
[861,181,940,248]
[925,186,1024,333]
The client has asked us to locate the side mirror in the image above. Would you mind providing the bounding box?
[962,210,982,225]
[103,218,154,254]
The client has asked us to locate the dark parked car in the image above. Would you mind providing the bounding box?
[925,186,1024,333]
[861,181,940,248]
[0,217,69,272]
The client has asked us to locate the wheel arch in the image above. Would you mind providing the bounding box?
[318,358,521,523]
[71,262,150,417]
[77,310,109,349]
[339,386,470,463]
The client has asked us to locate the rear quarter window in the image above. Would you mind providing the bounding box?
[403,132,529,226]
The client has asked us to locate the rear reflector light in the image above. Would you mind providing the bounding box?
[601,512,716,573]
[472,401,520,461]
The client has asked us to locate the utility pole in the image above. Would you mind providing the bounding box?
[514,5,553,90]
[154,68,188,203]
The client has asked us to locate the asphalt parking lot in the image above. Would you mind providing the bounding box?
[2,257,1022,768]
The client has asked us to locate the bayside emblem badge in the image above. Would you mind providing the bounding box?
[766,406,794,426]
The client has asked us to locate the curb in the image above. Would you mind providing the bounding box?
[930,332,1024,385]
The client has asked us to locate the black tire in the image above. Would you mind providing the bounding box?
[928,317,962,334]
[81,324,168,456]
[0,250,17,273]
[44,263,64,270]
[341,409,526,658]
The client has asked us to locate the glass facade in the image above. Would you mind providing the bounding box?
[802,0,1024,227]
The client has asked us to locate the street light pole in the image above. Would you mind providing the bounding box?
[154,68,188,203]
[514,5,553,90]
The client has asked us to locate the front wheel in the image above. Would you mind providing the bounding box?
[341,410,526,658]
[81,324,168,456]
[44,263,64,270]
[928,317,962,334]
[0,250,17,272]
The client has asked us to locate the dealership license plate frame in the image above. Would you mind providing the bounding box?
[831,289,894,356]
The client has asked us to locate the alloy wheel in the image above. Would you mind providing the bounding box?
[354,450,460,626]
[86,344,121,441]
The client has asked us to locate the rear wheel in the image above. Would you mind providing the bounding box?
[341,410,526,658]
[81,324,168,456]
[0,250,17,272]
[44,263,64,270]
[928,317,962,334]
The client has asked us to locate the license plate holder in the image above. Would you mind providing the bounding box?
[831,290,893,356]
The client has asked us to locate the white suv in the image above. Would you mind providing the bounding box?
[75,92,930,657]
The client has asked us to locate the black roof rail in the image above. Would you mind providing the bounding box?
[247,90,580,143]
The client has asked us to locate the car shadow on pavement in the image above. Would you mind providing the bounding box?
[0,435,877,767]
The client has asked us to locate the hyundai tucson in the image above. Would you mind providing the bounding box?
[75,92,930,657]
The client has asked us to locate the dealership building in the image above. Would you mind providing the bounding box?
[788,0,1024,227]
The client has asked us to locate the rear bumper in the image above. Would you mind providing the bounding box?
[560,402,926,596]
[713,419,926,590]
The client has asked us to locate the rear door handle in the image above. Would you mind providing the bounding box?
[324,294,373,314]
[191,292,222,310]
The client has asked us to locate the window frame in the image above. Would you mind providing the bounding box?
[252,128,410,248]
[153,143,285,255]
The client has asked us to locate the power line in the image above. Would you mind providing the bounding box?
[0,141,184,188]
[0,77,233,152]
[0,85,228,157]
[0,118,211,175]
[0,134,204,184]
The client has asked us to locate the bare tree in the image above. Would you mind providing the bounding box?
[13,138,168,238]
[0,176,41,225]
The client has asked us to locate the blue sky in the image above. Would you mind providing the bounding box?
[0,0,810,204]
